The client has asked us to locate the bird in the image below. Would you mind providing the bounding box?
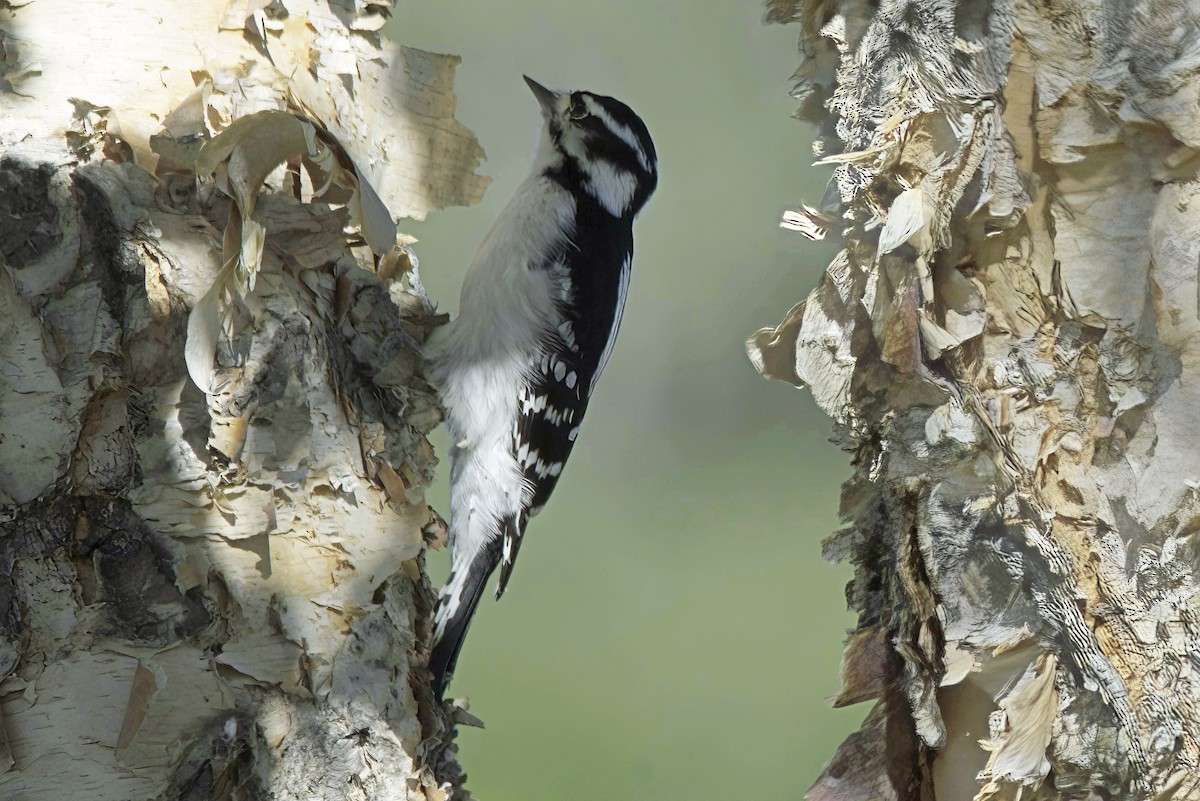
[423,76,658,698]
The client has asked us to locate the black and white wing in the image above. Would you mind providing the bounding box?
[495,252,632,595]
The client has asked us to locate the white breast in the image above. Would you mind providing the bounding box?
[425,174,577,565]
[425,175,576,450]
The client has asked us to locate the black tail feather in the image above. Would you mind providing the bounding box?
[495,511,528,600]
[429,537,502,699]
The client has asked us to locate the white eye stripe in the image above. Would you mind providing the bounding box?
[582,97,652,173]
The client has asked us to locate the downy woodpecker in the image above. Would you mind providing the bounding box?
[424,77,658,697]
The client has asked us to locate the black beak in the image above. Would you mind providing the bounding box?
[523,75,558,113]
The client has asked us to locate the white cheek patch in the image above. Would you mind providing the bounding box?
[584,160,638,217]
[559,123,640,216]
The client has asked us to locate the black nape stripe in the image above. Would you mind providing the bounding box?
[582,135,647,179]
[582,92,657,168]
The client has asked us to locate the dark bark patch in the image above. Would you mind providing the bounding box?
[83,497,212,643]
[0,158,60,269]
[73,166,149,325]
[0,496,85,675]
[166,713,262,801]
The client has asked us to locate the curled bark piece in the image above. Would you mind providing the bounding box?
[754,1,1200,798]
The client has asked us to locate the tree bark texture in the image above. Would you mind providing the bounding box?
[750,1,1200,799]
[0,2,486,798]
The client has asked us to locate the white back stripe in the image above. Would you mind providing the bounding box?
[592,254,631,394]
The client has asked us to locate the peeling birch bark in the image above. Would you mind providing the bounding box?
[0,2,486,798]
[752,1,1200,799]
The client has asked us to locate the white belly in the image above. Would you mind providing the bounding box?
[423,174,576,560]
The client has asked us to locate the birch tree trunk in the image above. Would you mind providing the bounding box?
[750,1,1200,799]
[0,2,487,798]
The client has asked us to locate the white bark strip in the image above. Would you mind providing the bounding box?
[753,1,1200,799]
[0,2,486,799]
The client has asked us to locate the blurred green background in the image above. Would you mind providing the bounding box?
[387,3,862,798]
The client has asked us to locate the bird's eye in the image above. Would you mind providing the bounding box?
[568,102,589,121]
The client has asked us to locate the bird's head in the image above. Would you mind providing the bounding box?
[524,76,658,219]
